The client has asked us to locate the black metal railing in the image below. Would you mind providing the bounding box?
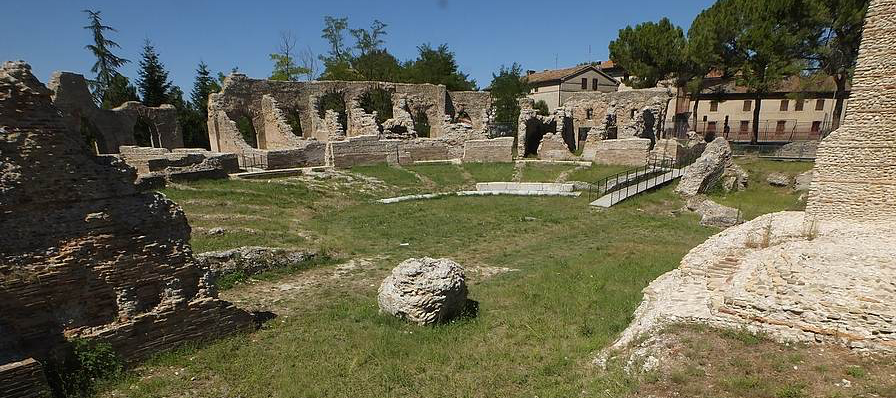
[239,152,268,170]
[663,119,828,143]
[587,151,700,206]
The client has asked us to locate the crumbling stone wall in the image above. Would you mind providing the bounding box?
[463,137,515,162]
[48,71,182,153]
[0,62,253,391]
[806,0,896,223]
[566,88,674,143]
[516,98,575,157]
[117,146,239,181]
[207,75,496,168]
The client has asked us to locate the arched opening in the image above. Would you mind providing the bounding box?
[79,116,104,154]
[235,115,259,148]
[358,88,393,131]
[524,118,556,156]
[561,117,576,151]
[456,110,472,125]
[413,108,431,138]
[133,117,161,148]
[286,109,303,137]
[316,91,347,134]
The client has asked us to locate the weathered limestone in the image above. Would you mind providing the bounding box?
[795,170,814,191]
[675,137,732,196]
[686,197,741,228]
[766,172,793,187]
[195,247,316,279]
[606,212,896,354]
[377,258,469,325]
[586,138,652,166]
[721,163,749,192]
[516,100,576,158]
[117,146,239,181]
[0,62,253,390]
[48,71,182,153]
[566,88,674,142]
[207,75,497,169]
[462,137,515,162]
[805,0,896,224]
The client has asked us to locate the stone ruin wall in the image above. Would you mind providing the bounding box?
[565,88,674,142]
[0,62,253,395]
[48,71,182,153]
[806,0,896,224]
[207,75,494,168]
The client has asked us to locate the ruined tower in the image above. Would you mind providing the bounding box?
[806,0,896,222]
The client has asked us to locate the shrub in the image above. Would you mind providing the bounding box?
[47,339,123,397]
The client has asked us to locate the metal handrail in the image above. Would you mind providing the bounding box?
[587,151,700,206]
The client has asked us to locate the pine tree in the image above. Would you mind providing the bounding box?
[136,40,172,107]
[101,72,139,109]
[191,61,220,118]
[609,18,688,88]
[83,9,128,103]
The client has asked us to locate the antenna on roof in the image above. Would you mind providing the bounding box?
[554,54,558,69]
[589,45,592,64]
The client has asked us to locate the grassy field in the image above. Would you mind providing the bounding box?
[96,159,889,398]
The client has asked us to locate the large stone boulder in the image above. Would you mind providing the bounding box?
[794,170,814,191]
[687,197,741,228]
[767,172,793,187]
[721,163,749,193]
[675,137,732,196]
[377,257,469,325]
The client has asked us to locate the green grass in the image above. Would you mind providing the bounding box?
[518,163,576,182]
[350,164,420,187]
[708,157,814,220]
[463,162,515,182]
[405,164,469,188]
[105,160,813,398]
[566,164,632,183]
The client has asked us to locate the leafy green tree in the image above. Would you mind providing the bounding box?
[270,31,310,81]
[609,18,688,88]
[534,100,551,116]
[82,9,129,103]
[320,16,350,63]
[191,61,220,118]
[350,20,388,55]
[101,72,138,109]
[353,49,402,81]
[488,63,529,125]
[808,0,868,129]
[685,3,740,126]
[136,40,172,107]
[404,43,476,90]
[698,0,821,144]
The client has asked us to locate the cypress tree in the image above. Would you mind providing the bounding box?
[83,9,128,103]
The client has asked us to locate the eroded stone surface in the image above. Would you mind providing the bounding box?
[606,211,896,355]
[767,172,793,187]
[195,247,317,279]
[377,257,469,325]
[675,137,732,196]
[0,62,253,376]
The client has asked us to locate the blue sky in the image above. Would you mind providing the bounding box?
[1,0,715,93]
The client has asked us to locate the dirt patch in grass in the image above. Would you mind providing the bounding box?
[596,324,896,398]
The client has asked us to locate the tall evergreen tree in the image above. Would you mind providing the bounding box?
[101,72,139,109]
[136,40,172,107]
[191,61,220,118]
[488,63,528,125]
[82,9,129,103]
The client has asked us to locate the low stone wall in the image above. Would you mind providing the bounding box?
[0,358,51,398]
[538,134,577,160]
[119,146,240,179]
[397,139,450,164]
[462,137,514,162]
[584,138,651,166]
[476,182,575,193]
[329,135,400,167]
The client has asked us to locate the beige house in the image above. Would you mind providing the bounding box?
[677,75,850,142]
[525,64,620,109]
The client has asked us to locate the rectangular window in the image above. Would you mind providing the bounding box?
[707,121,717,132]
[776,121,787,133]
[811,121,821,133]
[581,78,587,89]
[592,78,599,91]
[780,100,789,111]
[586,108,593,120]
[740,121,750,132]
[795,99,804,111]
[743,100,752,112]
[816,99,825,111]
[710,101,719,112]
